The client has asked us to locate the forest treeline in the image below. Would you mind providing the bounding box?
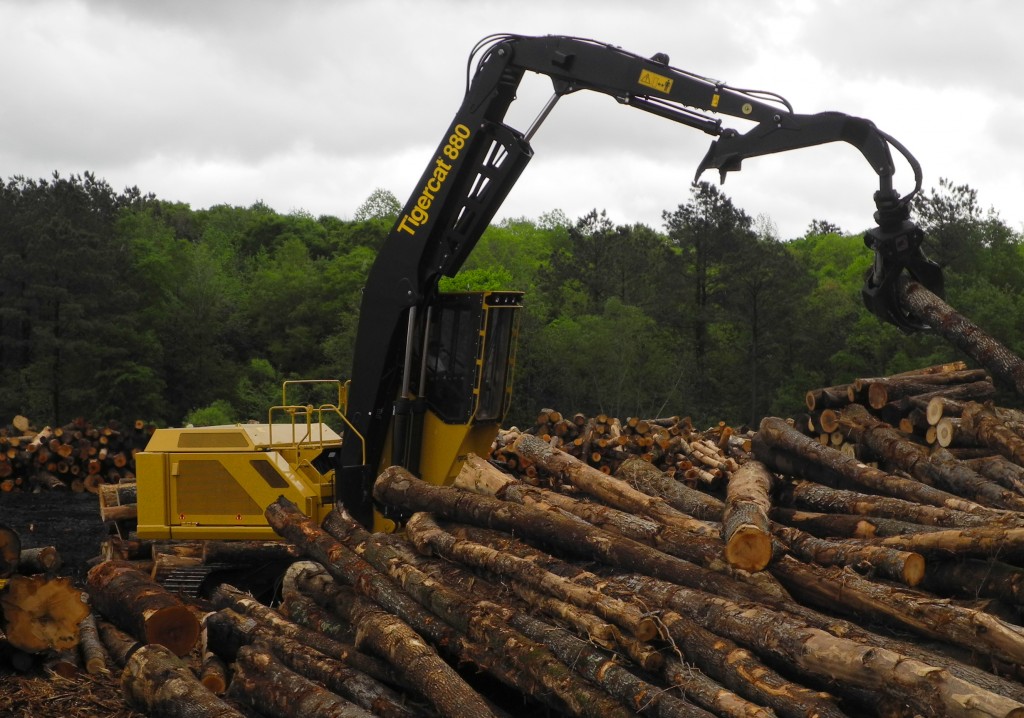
[1,171,1022,431]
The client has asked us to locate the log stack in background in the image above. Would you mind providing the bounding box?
[0,417,153,493]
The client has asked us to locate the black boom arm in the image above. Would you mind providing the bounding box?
[338,34,940,523]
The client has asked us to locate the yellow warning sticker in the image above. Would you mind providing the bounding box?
[638,69,673,94]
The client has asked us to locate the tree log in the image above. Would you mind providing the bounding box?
[722,460,774,572]
[205,607,419,718]
[962,401,1024,466]
[771,555,1024,667]
[615,456,725,521]
[77,611,110,675]
[263,500,496,718]
[373,465,769,605]
[778,478,998,529]
[402,511,657,641]
[86,559,200,657]
[18,545,62,574]
[329,516,707,718]
[227,643,377,718]
[839,403,1024,511]
[756,416,1000,516]
[97,618,143,667]
[0,524,20,578]
[0,573,89,652]
[898,276,1024,397]
[616,572,1024,718]
[201,539,302,564]
[121,643,245,718]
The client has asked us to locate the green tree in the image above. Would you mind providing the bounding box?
[353,188,401,221]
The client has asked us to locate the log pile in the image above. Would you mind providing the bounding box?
[0,416,152,493]
[12,282,1024,716]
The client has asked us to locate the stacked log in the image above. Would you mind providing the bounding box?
[0,416,153,493]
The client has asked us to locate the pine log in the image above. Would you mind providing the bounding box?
[77,611,110,675]
[756,416,1002,516]
[615,456,725,521]
[205,607,418,718]
[0,524,20,578]
[18,545,62,574]
[778,478,999,529]
[452,459,790,602]
[331,517,705,718]
[656,607,846,718]
[210,582,403,686]
[401,511,657,641]
[227,643,377,718]
[768,506,934,539]
[97,618,143,667]
[964,454,1024,495]
[262,501,496,718]
[373,466,771,605]
[86,560,200,657]
[616,572,1024,718]
[805,384,856,411]
[840,403,1024,511]
[511,433,721,538]
[721,460,774,572]
[962,401,1024,466]
[199,649,227,694]
[121,643,245,718]
[201,539,302,564]
[771,523,925,585]
[920,557,1024,607]
[771,555,1024,667]
[0,573,90,652]
[898,276,1024,397]
[863,369,991,409]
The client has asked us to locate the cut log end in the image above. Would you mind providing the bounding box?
[724,526,773,572]
[903,553,926,587]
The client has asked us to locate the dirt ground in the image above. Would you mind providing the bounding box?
[0,490,146,718]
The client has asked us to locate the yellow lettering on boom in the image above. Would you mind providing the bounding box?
[396,124,471,236]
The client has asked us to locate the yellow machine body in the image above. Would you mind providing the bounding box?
[135,382,351,540]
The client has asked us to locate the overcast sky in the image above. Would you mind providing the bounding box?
[3,0,1022,239]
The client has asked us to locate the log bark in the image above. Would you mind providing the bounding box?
[86,559,200,657]
[898,276,1024,397]
[227,643,377,718]
[121,643,245,718]
[205,607,419,718]
[756,416,1001,516]
[17,545,62,574]
[263,500,496,718]
[402,511,657,641]
[616,572,1024,718]
[721,461,774,572]
[964,454,1024,495]
[201,539,302,564]
[97,618,143,667]
[0,524,20,578]
[962,401,1024,466]
[330,516,707,718]
[210,582,404,688]
[771,555,1024,667]
[615,456,726,521]
[0,573,90,652]
[778,477,998,529]
[451,454,769,594]
[77,611,110,675]
[770,523,925,586]
[373,465,769,605]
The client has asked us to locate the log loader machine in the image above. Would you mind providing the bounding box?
[135,33,944,539]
